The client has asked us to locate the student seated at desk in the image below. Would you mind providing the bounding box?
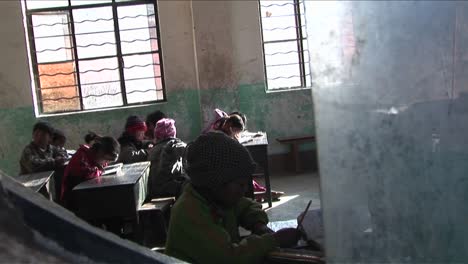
[117,115,152,164]
[19,121,67,175]
[51,129,68,159]
[145,110,166,140]
[148,118,188,198]
[60,137,120,209]
[165,132,300,263]
[210,110,285,202]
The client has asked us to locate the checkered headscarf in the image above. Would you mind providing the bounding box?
[186,132,255,190]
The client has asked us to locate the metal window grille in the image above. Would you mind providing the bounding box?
[24,0,166,114]
[259,0,311,91]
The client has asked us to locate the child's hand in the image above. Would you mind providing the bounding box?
[252,223,274,235]
[273,228,301,248]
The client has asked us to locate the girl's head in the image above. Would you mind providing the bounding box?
[125,115,147,141]
[154,118,177,141]
[186,132,255,208]
[52,129,66,148]
[221,114,245,140]
[90,136,120,165]
[32,121,54,148]
[84,131,101,146]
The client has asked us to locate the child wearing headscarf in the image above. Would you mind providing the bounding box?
[147,118,188,198]
[205,109,285,202]
[165,132,300,263]
[117,115,151,164]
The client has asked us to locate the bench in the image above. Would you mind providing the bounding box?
[137,197,175,247]
[277,135,316,173]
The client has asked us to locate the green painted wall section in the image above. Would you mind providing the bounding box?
[0,84,314,176]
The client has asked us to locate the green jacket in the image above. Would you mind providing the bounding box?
[165,184,278,264]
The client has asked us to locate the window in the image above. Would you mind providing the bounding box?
[24,0,166,114]
[259,0,311,91]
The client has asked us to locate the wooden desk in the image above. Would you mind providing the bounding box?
[241,132,272,207]
[15,171,55,200]
[277,135,316,173]
[72,162,150,221]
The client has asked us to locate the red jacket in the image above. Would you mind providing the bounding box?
[60,145,104,206]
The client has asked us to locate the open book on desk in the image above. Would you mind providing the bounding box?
[238,131,264,144]
[102,163,123,176]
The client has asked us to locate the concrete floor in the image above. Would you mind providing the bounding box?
[256,171,321,222]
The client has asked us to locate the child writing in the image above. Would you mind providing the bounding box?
[210,110,285,201]
[117,116,151,164]
[60,136,120,209]
[165,132,300,263]
[19,121,66,175]
[147,118,188,198]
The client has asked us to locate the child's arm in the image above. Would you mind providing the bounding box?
[73,156,103,181]
[236,197,270,231]
[20,148,56,173]
[52,146,68,159]
[166,205,278,264]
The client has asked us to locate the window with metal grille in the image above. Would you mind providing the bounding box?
[23,0,166,115]
[259,0,311,91]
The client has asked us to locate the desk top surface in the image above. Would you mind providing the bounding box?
[240,131,268,146]
[15,171,54,192]
[73,161,150,191]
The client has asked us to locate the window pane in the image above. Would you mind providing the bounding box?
[260,0,298,42]
[38,62,80,113]
[264,41,300,66]
[70,0,112,6]
[123,53,161,104]
[26,0,68,10]
[73,7,116,59]
[32,13,73,63]
[264,41,301,89]
[79,58,123,109]
[118,4,158,54]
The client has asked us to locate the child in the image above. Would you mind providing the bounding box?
[117,116,151,164]
[147,118,187,198]
[51,129,68,159]
[19,121,66,175]
[165,132,300,263]
[145,110,166,140]
[212,111,285,201]
[60,136,120,209]
[202,108,228,134]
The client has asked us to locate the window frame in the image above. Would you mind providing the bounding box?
[259,0,310,92]
[24,0,167,115]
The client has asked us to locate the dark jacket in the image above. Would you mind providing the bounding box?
[147,138,188,198]
[165,184,277,263]
[19,142,65,175]
[117,132,149,164]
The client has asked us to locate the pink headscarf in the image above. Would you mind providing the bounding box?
[202,108,228,134]
[154,118,177,140]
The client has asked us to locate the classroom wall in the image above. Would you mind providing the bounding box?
[0,0,314,175]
